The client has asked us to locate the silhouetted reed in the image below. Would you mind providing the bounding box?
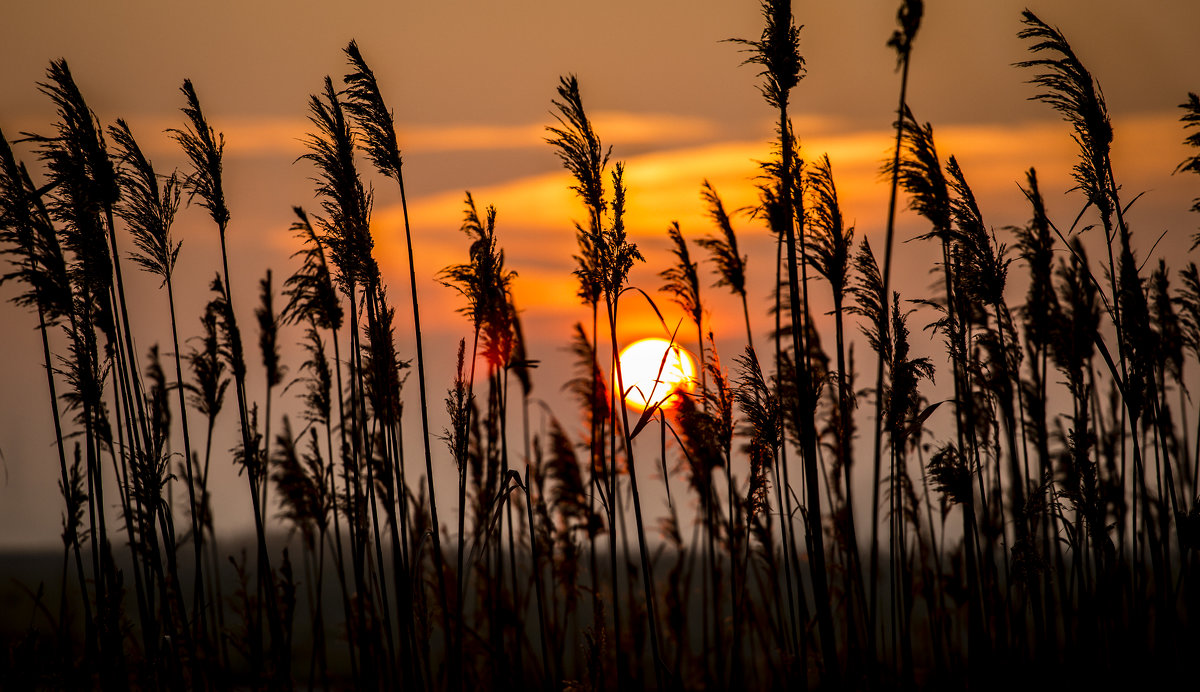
[4,5,1200,690]
[733,1,841,682]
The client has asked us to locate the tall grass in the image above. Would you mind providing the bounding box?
[2,5,1199,690]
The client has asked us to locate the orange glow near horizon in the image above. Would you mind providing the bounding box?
[617,338,697,411]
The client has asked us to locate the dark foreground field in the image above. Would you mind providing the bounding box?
[3,540,1194,689]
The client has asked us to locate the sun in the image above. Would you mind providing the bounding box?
[617,338,698,411]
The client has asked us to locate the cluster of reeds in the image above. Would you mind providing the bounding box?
[2,1,1199,688]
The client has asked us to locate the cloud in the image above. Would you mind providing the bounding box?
[239,109,1192,329]
[115,110,718,159]
[410,110,717,153]
[365,110,1189,320]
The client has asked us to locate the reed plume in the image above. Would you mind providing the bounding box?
[255,269,285,518]
[805,153,867,642]
[1178,92,1200,243]
[1018,11,1112,223]
[171,78,285,679]
[733,2,840,678]
[696,180,756,356]
[0,124,93,664]
[171,80,229,230]
[23,59,152,678]
[660,221,705,396]
[441,193,516,369]
[342,49,447,675]
[870,3,924,661]
[110,120,210,638]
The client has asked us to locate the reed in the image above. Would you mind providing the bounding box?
[3,6,1199,688]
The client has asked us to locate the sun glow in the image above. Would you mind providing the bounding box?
[617,338,698,411]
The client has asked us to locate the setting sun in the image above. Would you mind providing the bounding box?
[617,338,698,410]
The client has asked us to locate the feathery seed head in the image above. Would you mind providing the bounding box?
[256,269,285,389]
[546,75,610,233]
[0,126,72,321]
[730,0,804,111]
[343,40,404,181]
[660,221,703,329]
[303,76,377,296]
[283,206,344,332]
[887,0,924,64]
[24,61,117,313]
[1015,168,1061,350]
[695,180,748,298]
[111,120,182,284]
[805,154,854,303]
[1177,92,1200,242]
[170,79,229,229]
[27,60,119,209]
[1018,11,1113,220]
[187,300,229,422]
[440,192,517,368]
[850,238,889,361]
[893,107,951,239]
[926,443,971,506]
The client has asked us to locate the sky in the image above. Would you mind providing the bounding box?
[1,0,1198,549]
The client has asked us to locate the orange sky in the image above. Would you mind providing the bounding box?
[1,0,1198,548]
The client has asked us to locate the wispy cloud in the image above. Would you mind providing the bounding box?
[407,110,717,153]
[107,110,719,158]
[365,111,1189,320]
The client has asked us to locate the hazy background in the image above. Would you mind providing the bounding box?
[1,0,1197,549]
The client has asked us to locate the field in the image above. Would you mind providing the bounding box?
[1,1,1198,689]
